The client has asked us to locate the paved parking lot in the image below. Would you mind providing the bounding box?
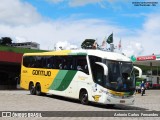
[0,89,160,120]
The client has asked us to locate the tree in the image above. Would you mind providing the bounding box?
[0,37,12,45]
[81,39,99,49]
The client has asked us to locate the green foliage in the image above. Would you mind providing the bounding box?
[81,39,96,49]
[0,45,47,53]
[0,37,12,45]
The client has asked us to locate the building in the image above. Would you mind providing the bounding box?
[11,42,40,50]
[0,51,23,90]
[132,54,160,89]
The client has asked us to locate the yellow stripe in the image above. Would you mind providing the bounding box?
[23,50,72,56]
[108,90,125,96]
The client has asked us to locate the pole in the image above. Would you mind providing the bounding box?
[110,43,114,52]
[150,62,152,84]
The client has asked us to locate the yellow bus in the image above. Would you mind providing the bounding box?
[20,49,140,105]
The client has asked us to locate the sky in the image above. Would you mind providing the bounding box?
[0,0,160,57]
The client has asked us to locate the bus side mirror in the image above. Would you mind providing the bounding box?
[95,62,108,76]
[134,66,142,78]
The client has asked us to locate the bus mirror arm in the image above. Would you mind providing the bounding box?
[95,62,108,76]
[134,66,142,78]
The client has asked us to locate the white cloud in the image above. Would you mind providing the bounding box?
[0,18,125,50]
[138,14,160,55]
[14,36,28,43]
[45,0,128,8]
[122,41,144,57]
[0,0,159,57]
[120,13,160,57]
[45,0,105,7]
[68,0,103,7]
[0,0,42,26]
[143,14,160,33]
[55,41,78,50]
[45,0,64,4]
[1,13,159,56]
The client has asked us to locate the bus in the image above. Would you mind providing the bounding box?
[20,49,140,105]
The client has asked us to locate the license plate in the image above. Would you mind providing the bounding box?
[120,100,125,103]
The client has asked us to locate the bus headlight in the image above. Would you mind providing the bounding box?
[108,93,114,97]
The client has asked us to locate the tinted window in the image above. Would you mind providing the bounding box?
[76,56,89,74]
[23,56,36,67]
[89,56,102,81]
[23,56,54,69]
[63,56,74,70]
[23,55,89,75]
[54,56,63,69]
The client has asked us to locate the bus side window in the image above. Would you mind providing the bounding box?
[62,57,67,70]
[54,56,63,69]
[76,56,89,74]
[61,56,75,70]
[46,56,54,69]
[23,56,29,67]
[59,63,63,69]
[31,57,36,68]
[35,56,42,68]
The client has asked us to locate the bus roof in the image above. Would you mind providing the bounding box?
[23,49,130,62]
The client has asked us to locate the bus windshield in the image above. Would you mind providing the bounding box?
[104,60,135,92]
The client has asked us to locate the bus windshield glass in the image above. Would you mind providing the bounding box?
[104,60,135,92]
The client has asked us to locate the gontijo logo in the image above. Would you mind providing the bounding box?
[32,70,51,76]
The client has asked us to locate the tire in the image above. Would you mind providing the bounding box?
[29,83,36,95]
[80,90,88,105]
[138,89,141,93]
[35,83,42,96]
[141,92,143,96]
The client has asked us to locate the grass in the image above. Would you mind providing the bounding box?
[0,45,47,54]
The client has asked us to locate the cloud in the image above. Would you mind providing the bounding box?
[1,13,159,56]
[121,13,160,57]
[46,0,104,6]
[0,0,160,57]
[143,14,160,33]
[55,41,78,50]
[0,0,42,26]
[122,41,144,57]
[0,18,126,50]
[45,0,119,7]
[14,36,28,43]
[45,0,64,4]
[137,14,160,55]
[68,0,103,7]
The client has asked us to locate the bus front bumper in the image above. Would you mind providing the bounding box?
[104,94,135,105]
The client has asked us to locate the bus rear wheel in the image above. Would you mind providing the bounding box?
[35,83,42,96]
[29,83,36,95]
[80,90,88,105]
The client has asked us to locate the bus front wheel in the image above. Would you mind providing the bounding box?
[29,82,36,95]
[80,90,88,105]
